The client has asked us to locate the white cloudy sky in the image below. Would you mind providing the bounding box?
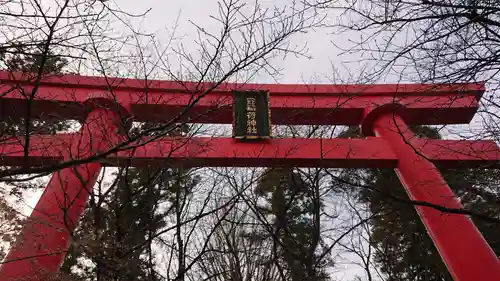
[105,0,373,84]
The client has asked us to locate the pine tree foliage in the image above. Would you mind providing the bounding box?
[0,43,69,74]
[338,126,500,281]
[0,43,71,136]
[61,123,200,280]
[254,168,331,281]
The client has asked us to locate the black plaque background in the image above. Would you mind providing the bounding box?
[232,91,271,139]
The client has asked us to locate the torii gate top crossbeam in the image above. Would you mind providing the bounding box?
[0,71,485,125]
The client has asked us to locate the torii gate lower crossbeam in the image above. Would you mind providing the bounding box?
[0,71,498,281]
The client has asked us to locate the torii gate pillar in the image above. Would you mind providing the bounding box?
[362,105,500,281]
[0,105,124,280]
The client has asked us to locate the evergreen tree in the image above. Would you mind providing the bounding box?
[0,43,71,136]
[0,43,68,74]
[254,168,330,281]
[338,126,500,281]
[61,123,200,280]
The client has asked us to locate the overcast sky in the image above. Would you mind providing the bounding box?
[106,0,366,84]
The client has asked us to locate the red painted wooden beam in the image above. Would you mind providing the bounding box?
[115,137,397,168]
[1,135,499,169]
[372,113,500,281]
[0,71,484,125]
[414,138,500,168]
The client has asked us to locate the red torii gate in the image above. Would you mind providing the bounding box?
[0,71,499,281]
